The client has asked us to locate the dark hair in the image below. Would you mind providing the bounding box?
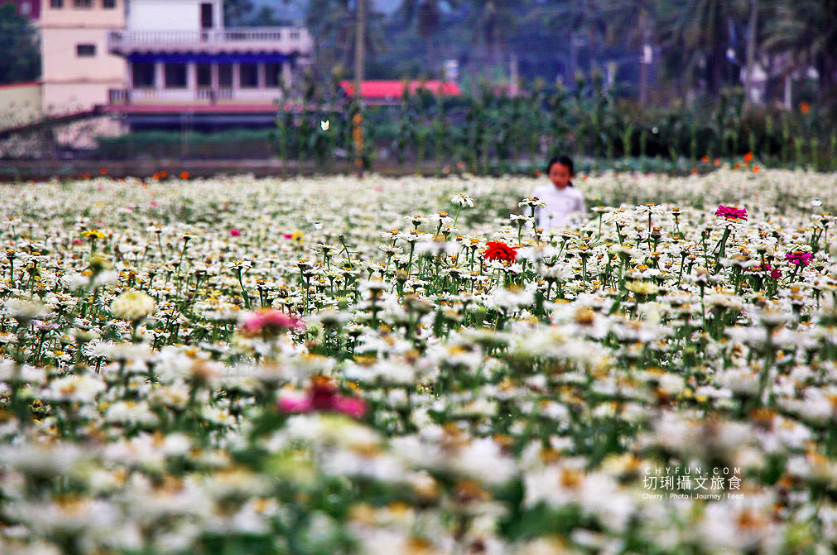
[546,155,575,187]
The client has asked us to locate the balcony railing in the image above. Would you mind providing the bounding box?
[109,87,283,106]
[108,27,313,55]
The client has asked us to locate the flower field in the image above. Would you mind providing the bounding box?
[2,169,837,554]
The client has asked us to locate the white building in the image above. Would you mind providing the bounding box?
[107,0,313,128]
[39,0,314,132]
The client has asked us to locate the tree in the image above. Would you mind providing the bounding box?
[0,3,40,85]
[761,0,837,101]
[655,0,748,97]
[396,0,458,70]
[518,0,608,84]
[0,0,41,84]
[224,0,255,26]
[599,0,658,103]
[467,1,518,74]
[306,0,385,77]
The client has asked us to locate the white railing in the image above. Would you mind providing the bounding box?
[108,27,313,53]
[109,87,283,105]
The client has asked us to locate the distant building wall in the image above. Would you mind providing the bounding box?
[128,0,222,31]
[40,0,126,116]
[0,82,42,131]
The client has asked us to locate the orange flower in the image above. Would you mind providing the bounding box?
[744,152,753,163]
[734,162,741,169]
[700,156,709,163]
[800,102,810,114]
[691,168,699,174]
[753,166,760,173]
[180,171,190,179]
[99,168,108,175]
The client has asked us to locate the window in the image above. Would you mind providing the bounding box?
[74,0,92,7]
[200,3,213,29]
[265,63,282,87]
[103,0,117,8]
[132,63,155,87]
[50,0,63,8]
[218,64,233,87]
[164,63,187,88]
[76,44,96,57]
[197,64,212,87]
[240,63,258,88]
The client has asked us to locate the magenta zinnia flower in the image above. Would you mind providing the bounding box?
[230,229,241,236]
[278,377,366,418]
[715,205,748,221]
[749,263,783,279]
[239,309,304,338]
[785,252,813,267]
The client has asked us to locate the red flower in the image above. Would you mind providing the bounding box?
[785,252,813,267]
[278,377,366,417]
[239,309,304,338]
[483,241,519,263]
[715,205,748,221]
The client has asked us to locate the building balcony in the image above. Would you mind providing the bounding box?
[107,27,314,57]
[108,87,287,108]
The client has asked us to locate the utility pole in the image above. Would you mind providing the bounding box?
[743,0,758,111]
[353,0,366,178]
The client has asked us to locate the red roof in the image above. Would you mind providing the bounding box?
[339,80,461,100]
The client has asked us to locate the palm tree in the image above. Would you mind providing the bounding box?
[518,0,608,85]
[599,0,658,103]
[761,0,837,99]
[468,1,518,76]
[306,0,386,77]
[655,0,748,97]
[396,0,458,72]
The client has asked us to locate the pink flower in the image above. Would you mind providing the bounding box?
[283,233,293,239]
[230,229,241,237]
[278,377,366,417]
[150,201,158,207]
[785,252,813,267]
[239,309,304,338]
[715,205,748,221]
[72,239,83,245]
[748,263,783,279]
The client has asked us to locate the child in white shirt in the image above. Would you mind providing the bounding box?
[531,155,587,231]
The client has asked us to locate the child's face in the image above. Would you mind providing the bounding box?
[548,163,573,189]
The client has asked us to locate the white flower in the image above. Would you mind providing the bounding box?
[451,193,475,207]
[110,290,156,321]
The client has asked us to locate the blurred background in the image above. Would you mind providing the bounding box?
[0,0,835,177]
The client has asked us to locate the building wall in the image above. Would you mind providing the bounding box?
[40,0,124,27]
[128,0,222,31]
[40,0,126,115]
[0,82,42,131]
